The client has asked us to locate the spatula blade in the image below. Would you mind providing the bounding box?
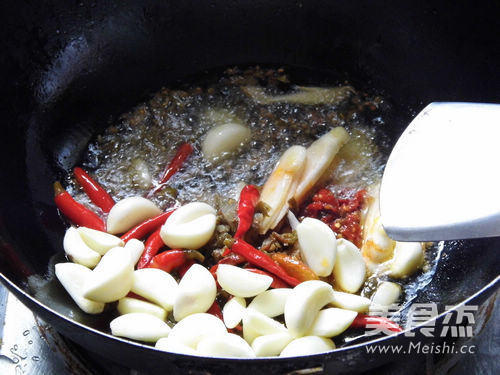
[380,102,500,241]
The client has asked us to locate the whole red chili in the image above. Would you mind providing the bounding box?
[73,167,115,213]
[149,143,193,197]
[137,228,165,269]
[53,181,105,231]
[148,249,205,273]
[230,239,300,287]
[350,314,402,333]
[209,253,246,279]
[206,301,224,321]
[121,210,175,242]
[234,185,260,239]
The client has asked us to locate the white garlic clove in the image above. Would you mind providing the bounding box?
[222,297,247,329]
[202,122,251,161]
[242,308,287,345]
[106,197,162,234]
[216,264,273,298]
[284,280,334,337]
[167,313,227,349]
[371,281,402,308]
[110,313,170,342]
[77,227,124,255]
[63,227,101,268]
[174,264,216,321]
[197,333,255,358]
[117,297,167,321]
[390,242,424,279]
[160,202,216,250]
[82,247,134,303]
[247,288,292,318]
[54,263,105,314]
[155,337,198,355]
[125,239,145,266]
[251,332,295,357]
[293,127,350,205]
[131,268,178,311]
[333,239,366,293]
[330,291,371,312]
[296,217,337,277]
[307,307,357,337]
[280,336,335,357]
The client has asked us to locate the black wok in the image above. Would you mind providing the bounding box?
[1,0,499,373]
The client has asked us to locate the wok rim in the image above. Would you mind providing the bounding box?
[0,270,498,364]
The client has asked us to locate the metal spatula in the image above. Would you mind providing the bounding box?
[380,102,500,241]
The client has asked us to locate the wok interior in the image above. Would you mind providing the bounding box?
[1,0,499,371]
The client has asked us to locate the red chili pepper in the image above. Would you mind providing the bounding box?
[148,249,205,273]
[148,143,193,196]
[177,259,195,278]
[244,268,289,288]
[73,167,115,213]
[234,185,260,239]
[350,314,403,333]
[207,301,223,321]
[53,181,105,231]
[120,210,175,242]
[159,143,193,184]
[231,239,300,287]
[137,228,165,269]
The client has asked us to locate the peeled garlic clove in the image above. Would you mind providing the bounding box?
[242,309,287,344]
[390,242,424,278]
[333,239,366,293]
[131,268,178,311]
[330,291,371,312]
[216,264,272,298]
[247,288,292,317]
[258,145,307,234]
[280,336,335,357]
[63,227,101,268]
[202,122,251,161]
[77,227,124,255]
[107,197,161,234]
[371,281,402,307]
[155,337,198,355]
[55,263,105,314]
[307,308,357,337]
[125,239,145,266]
[284,280,334,337]
[197,333,255,358]
[174,263,216,321]
[296,217,337,277]
[82,247,134,303]
[160,202,216,249]
[294,127,350,205]
[110,313,170,342]
[222,297,247,329]
[117,297,167,321]
[168,313,227,349]
[251,332,295,357]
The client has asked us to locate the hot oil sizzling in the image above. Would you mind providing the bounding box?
[57,67,439,344]
[73,67,387,211]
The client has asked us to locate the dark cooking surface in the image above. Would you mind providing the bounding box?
[1,0,500,373]
[1,285,498,374]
